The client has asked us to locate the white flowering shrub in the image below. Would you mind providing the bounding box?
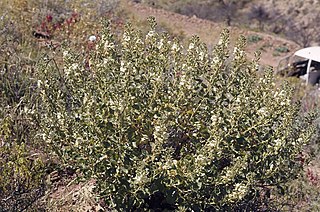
[38,18,315,210]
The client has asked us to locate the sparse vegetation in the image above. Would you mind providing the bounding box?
[143,0,320,47]
[248,4,274,30]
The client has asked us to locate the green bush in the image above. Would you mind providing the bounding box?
[247,34,262,43]
[38,18,315,210]
[275,45,290,53]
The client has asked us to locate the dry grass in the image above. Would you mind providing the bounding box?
[35,178,105,212]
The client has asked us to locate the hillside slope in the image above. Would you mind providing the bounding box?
[122,0,300,68]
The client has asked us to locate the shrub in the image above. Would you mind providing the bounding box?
[247,4,270,30]
[274,45,290,54]
[247,34,262,43]
[38,18,316,210]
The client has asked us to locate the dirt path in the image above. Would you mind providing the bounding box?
[122,0,300,68]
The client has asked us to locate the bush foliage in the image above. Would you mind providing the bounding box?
[37,18,315,210]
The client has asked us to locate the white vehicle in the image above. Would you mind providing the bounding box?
[277,46,320,85]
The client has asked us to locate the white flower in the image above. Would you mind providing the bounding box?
[141,134,149,142]
[212,56,219,65]
[146,30,155,39]
[257,107,267,115]
[123,33,130,42]
[233,46,238,54]
[274,139,283,152]
[229,183,248,201]
[179,75,186,86]
[172,43,180,52]
[89,35,96,42]
[211,115,217,123]
[153,125,167,143]
[37,80,42,88]
[188,42,195,50]
[120,61,126,72]
[154,125,161,132]
[158,39,164,49]
[71,63,78,70]
[63,50,69,57]
[136,38,143,45]
[56,112,62,120]
[199,51,205,61]
[104,40,115,51]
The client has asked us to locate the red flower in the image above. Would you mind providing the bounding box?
[46,15,53,22]
[66,17,72,25]
[71,12,78,18]
[53,23,61,30]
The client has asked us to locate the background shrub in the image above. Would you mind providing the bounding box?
[38,18,315,210]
